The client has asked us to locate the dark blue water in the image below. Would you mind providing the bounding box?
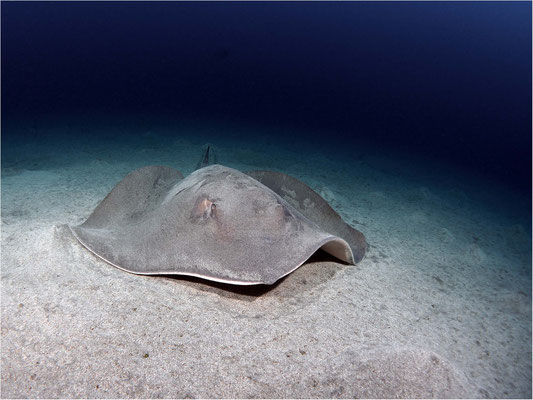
[2,1,531,197]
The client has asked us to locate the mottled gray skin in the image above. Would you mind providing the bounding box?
[246,170,367,264]
[71,165,366,285]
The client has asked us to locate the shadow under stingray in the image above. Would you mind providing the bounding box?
[156,249,350,302]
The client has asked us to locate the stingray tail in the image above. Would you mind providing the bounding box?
[195,144,218,170]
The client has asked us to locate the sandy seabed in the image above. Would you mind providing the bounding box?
[1,127,531,398]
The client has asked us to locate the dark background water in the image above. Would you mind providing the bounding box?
[2,1,531,194]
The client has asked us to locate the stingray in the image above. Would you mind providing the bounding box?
[70,153,366,285]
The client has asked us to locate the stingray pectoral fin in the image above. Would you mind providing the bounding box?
[261,236,355,285]
[320,237,355,264]
[80,165,184,229]
[246,170,367,263]
[69,223,266,285]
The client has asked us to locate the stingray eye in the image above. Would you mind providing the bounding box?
[192,197,215,221]
[210,203,217,217]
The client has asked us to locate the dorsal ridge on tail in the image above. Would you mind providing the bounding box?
[195,144,217,170]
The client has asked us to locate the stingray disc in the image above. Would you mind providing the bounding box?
[71,164,366,285]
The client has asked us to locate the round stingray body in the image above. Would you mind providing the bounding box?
[71,164,365,285]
